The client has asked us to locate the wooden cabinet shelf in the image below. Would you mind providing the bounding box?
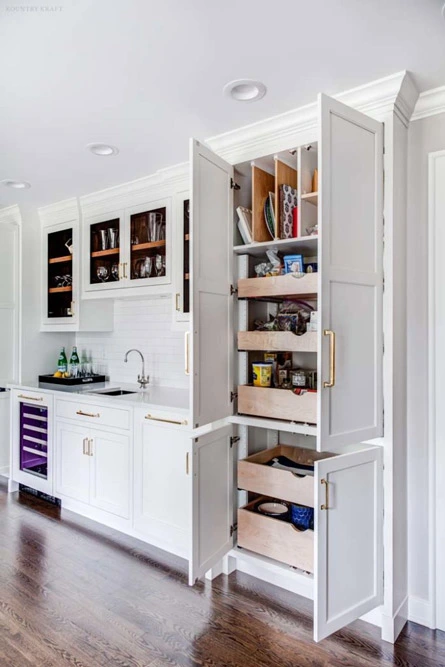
[49,286,72,294]
[131,240,166,252]
[238,330,317,353]
[238,272,318,300]
[185,234,190,241]
[234,235,318,257]
[238,385,317,424]
[49,255,72,265]
[91,248,120,258]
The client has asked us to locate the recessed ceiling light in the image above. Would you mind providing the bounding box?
[87,143,119,156]
[223,79,267,102]
[1,179,31,189]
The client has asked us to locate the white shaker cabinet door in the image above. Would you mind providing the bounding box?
[89,428,131,519]
[314,446,383,641]
[190,139,234,428]
[55,421,90,503]
[189,424,233,585]
[317,93,384,452]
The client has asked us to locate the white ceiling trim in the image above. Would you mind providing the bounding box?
[412,85,445,122]
[38,197,79,227]
[207,71,418,165]
[0,204,22,227]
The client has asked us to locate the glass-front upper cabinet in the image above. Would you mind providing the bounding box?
[46,223,74,321]
[82,199,171,298]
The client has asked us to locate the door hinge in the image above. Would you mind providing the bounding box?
[230,284,237,296]
[230,436,240,448]
[230,391,238,403]
[230,523,238,536]
[230,178,240,191]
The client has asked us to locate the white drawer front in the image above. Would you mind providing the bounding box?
[56,399,130,430]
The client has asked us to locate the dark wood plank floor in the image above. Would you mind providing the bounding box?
[0,478,443,667]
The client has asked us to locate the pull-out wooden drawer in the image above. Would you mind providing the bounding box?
[238,445,332,507]
[56,399,131,430]
[238,385,317,424]
[238,272,318,299]
[238,497,314,573]
[238,330,318,353]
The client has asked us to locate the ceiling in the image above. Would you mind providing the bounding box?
[1,0,445,209]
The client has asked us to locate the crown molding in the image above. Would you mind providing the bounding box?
[38,197,79,227]
[412,85,445,122]
[0,204,22,226]
[80,162,189,215]
[207,71,418,164]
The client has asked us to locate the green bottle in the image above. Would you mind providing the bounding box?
[69,346,80,377]
[58,347,68,373]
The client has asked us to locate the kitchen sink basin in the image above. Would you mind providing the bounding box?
[94,389,137,396]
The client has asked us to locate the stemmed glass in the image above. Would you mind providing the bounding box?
[155,254,163,277]
[96,266,109,282]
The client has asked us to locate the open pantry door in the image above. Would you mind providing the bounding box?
[314,446,383,641]
[189,425,234,585]
[318,94,383,452]
[190,139,234,429]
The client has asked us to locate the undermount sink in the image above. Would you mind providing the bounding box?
[94,389,137,396]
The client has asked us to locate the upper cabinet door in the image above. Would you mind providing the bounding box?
[318,94,383,452]
[83,210,125,293]
[314,446,383,642]
[190,139,234,428]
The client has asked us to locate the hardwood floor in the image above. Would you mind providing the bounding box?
[0,478,443,667]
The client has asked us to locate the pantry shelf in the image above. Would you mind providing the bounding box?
[131,240,166,252]
[48,286,72,294]
[91,248,120,258]
[238,272,318,300]
[233,235,318,258]
[238,385,317,424]
[301,191,318,205]
[238,330,317,353]
[228,414,317,436]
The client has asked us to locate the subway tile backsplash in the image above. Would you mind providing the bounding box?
[75,298,188,389]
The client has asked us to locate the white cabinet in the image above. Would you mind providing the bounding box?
[55,410,131,520]
[81,197,172,299]
[39,199,114,332]
[186,93,385,643]
[134,412,190,558]
[55,421,90,503]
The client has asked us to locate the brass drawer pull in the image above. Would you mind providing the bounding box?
[76,410,100,418]
[321,478,329,510]
[323,329,336,388]
[88,438,93,456]
[176,293,181,312]
[82,437,88,455]
[186,452,189,475]
[145,414,188,426]
[18,395,43,402]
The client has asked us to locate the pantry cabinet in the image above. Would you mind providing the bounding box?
[186,92,385,642]
[81,197,172,299]
[39,199,114,332]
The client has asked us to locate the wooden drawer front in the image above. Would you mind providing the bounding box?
[238,331,317,353]
[238,445,322,507]
[238,386,317,424]
[56,399,130,430]
[238,499,314,573]
[238,272,318,299]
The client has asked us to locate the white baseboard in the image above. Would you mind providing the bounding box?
[379,596,408,643]
[0,465,10,477]
[408,595,435,628]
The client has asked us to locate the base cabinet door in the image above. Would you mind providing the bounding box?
[89,428,131,519]
[55,421,90,503]
[314,446,383,641]
[189,424,233,585]
[134,420,190,556]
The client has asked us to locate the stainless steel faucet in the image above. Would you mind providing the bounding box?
[124,349,149,389]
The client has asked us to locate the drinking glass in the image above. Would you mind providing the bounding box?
[148,212,163,242]
[111,263,119,281]
[155,254,163,277]
[99,229,108,250]
[96,266,109,282]
[141,257,152,278]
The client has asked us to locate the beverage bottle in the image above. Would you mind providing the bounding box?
[58,347,68,373]
[69,346,80,377]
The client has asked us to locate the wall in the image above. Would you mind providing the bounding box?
[75,296,188,389]
[407,112,445,622]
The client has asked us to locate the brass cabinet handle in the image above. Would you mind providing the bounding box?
[145,414,188,426]
[76,410,100,418]
[70,300,75,317]
[184,331,190,376]
[82,437,88,455]
[321,478,329,510]
[186,452,189,475]
[176,293,181,312]
[118,263,123,280]
[18,395,43,402]
[323,329,336,388]
[88,438,93,456]
[122,262,128,279]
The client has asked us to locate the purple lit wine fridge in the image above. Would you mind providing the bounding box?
[20,402,48,480]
